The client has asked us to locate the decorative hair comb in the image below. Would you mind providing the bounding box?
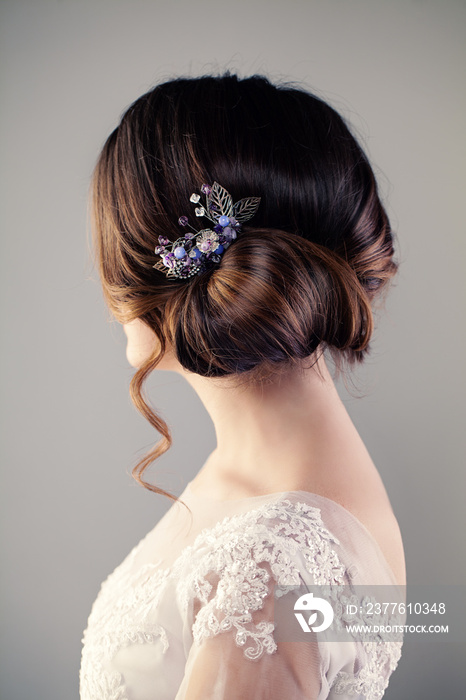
[153,182,261,279]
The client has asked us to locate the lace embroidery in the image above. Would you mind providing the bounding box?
[324,587,405,698]
[79,497,403,700]
[331,640,403,699]
[80,561,170,700]
[173,499,347,661]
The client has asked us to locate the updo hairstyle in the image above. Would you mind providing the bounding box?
[91,73,399,502]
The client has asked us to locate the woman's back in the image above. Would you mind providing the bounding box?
[314,458,406,588]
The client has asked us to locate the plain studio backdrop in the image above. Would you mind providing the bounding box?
[1,0,465,698]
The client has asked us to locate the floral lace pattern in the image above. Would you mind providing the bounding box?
[331,640,403,699]
[80,560,170,700]
[80,497,403,700]
[173,499,347,661]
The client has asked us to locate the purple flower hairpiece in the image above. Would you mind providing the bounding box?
[153,182,261,279]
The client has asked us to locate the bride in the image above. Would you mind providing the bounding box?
[81,73,406,700]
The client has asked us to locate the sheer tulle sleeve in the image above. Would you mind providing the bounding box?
[172,497,404,700]
[171,498,344,699]
[175,562,324,699]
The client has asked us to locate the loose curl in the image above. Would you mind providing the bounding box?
[90,73,399,504]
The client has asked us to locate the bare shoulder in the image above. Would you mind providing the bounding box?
[315,463,407,587]
[350,495,406,587]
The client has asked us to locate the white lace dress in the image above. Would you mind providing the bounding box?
[79,481,405,700]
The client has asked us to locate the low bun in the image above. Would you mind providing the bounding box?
[165,229,374,378]
[334,180,398,302]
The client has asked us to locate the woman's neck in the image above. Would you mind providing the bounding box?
[178,353,366,500]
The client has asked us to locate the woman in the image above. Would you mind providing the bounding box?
[80,73,406,700]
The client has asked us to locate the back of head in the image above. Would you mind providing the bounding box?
[91,73,399,496]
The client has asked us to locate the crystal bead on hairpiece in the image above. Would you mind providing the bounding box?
[153,182,261,279]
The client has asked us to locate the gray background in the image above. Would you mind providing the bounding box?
[1,0,465,697]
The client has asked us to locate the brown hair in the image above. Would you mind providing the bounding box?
[90,73,399,504]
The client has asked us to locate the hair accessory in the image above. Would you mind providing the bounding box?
[153,182,261,279]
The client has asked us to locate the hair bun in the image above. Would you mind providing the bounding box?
[165,228,377,378]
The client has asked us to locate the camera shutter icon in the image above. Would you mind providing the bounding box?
[294,592,334,633]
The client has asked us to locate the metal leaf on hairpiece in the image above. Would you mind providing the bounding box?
[205,181,233,223]
[153,181,261,280]
[232,196,261,223]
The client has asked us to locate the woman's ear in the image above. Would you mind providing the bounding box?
[122,319,181,371]
[123,319,159,368]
